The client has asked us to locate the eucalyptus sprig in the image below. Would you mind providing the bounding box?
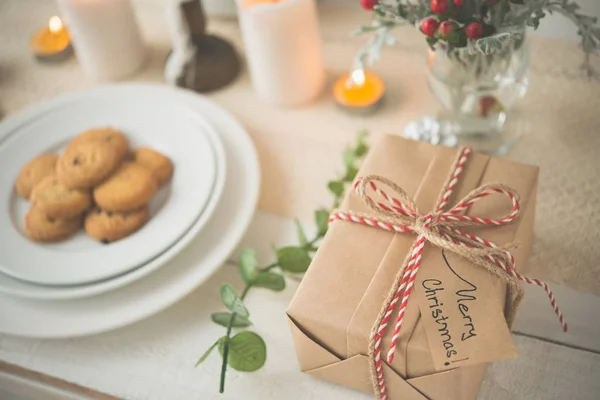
[196,131,369,394]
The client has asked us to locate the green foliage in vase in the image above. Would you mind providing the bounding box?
[355,0,600,78]
[195,131,369,394]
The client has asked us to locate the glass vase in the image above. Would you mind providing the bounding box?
[404,29,529,155]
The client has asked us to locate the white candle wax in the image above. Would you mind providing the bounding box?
[57,0,147,81]
[237,0,325,106]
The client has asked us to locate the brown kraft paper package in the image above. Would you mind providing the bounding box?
[287,135,540,400]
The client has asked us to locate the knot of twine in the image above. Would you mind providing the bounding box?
[329,147,567,400]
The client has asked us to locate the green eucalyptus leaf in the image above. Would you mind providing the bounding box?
[352,25,382,35]
[211,312,252,328]
[220,284,236,308]
[343,148,355,168]
[220,284,249,318]
[482,23,497,38]
[220,331,266,372]
[344,165,358,182]
[426,36,439,50]
[327,181,344,197]
[449,31,462,46]
[253,272,286,291]
[294,219,308,247]
[195,336,226,366]
[239,249,259,284]
[218,336,228,356]
[396,4,408,19]
[315,209,329,237]
[276,246,312,273]
[231,300,249,318]
[373,6,385,17]
[230,299,249,318]
[455,30,468,48]
[355,131,368,157]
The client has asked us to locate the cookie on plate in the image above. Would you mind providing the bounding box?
[69,127,129,159]
[15,154,59,200]
[129,148,173,185]
[24,207,82,243]
[93,162,158,212]
[57,141,122,189]
[85,207,150,244]
[30,175,92,219]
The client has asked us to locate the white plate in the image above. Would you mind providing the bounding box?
[0,88,221,286]
[0,90,227,301]
[0,133,225,300]
[0,83,260,338]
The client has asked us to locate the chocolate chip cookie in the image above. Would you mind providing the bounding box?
[57,141,122,189]
[24,207,82,243]
[15,154,59,199]
[130,148,174,185]
[93,162,158,212]
[69,128,129,159]
[84,207,150,243]
[30,175,92,219]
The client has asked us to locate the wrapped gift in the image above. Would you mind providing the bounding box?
[287,136,565,400]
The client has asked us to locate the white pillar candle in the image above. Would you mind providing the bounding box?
[237,0,325,107]
[57,0,147,81]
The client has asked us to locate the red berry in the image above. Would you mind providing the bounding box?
[430,0,448,14]
[360,0,378,11]
[439,21,453,35]
[466,22,484,39]
[453,0,464,6]
[421,18,440,37]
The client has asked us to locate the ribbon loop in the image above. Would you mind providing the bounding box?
[356,175,419,220]
[441,183,521,227]
[329,146,567,400]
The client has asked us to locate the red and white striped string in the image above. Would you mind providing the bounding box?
[329,147,566,400]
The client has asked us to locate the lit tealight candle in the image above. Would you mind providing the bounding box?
[333,69,385,115]
[31,16,73,63]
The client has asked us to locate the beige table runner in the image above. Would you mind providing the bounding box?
[1,1,599,295]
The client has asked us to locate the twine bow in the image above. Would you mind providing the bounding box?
[329,147,566,400]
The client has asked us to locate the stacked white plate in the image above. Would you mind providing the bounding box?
[0,84,260,339]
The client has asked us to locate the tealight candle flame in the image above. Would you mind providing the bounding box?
[334,69,385,112]
[348,69,366,87]
[31,14,72,62]
[49,16,63,33]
